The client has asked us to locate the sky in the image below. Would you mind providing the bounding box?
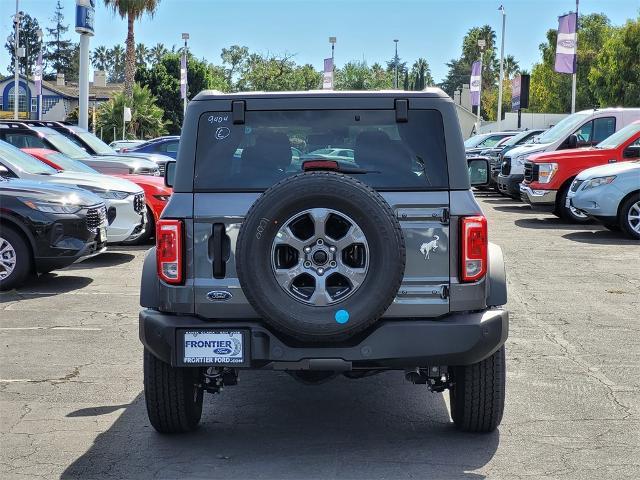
[2,0,639,82]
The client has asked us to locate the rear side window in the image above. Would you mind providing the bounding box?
[194,109,448,191]
[593,117,616,143]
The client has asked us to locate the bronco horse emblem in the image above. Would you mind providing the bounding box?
[420,235,440,260]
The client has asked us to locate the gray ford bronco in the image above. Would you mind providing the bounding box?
[139,89,508,434]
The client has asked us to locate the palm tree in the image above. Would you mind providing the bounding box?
[409,58,434,90]
[503,55,520,79]
[108,44,126,83]
[91,45,110,72]
[149,43,167,64]
[103,1,161,100]
[136,42,149,68]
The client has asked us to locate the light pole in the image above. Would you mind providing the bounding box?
[328,36,336,89]
[477,39,486,125]
[36,28,43,120]
[75,0,95,130]
[393,39,399,89]
[497,5,506,130]
[181,33,189,118]
[13,1,22,120]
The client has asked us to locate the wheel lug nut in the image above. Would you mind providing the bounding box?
[318,268,324,275]
[317,239,323,245]
[304,247,311,253]
[304,261,311,268]
[329,261,337,268]
[329,246,336,252]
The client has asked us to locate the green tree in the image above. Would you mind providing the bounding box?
[136,53,229,132]
[149,43,168,64]
[589,17,640,107]
[43,0,74,77]
[91,45,111,72]
[529,13,612,112]
[103,0,161,100]
[236,53,321,91]
[221,45,249,89]
[4,14,41,76]
[502,54,520,79]
[96,83,168,142]
[386,53,407,88]
[334,61,393,90]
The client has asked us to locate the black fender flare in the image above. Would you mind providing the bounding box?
[140,247,160,308]
[487,242,507,307]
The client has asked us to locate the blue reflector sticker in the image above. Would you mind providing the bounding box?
[335,310,349,324]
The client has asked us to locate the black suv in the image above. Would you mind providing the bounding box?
[140,90,509,434]
[0,177,108,290]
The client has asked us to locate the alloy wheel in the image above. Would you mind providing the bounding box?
[271,208,369,306]
[0,237,17,280]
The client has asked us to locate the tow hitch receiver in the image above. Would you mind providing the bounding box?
[405,366,451,392]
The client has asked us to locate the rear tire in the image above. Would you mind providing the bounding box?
[449,345,506,433]
[0,227,31,291]
[143,349,203,433]
[619,193,640,240]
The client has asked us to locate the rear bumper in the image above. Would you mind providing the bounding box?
[139,308,509,369]
[519,184,557,211]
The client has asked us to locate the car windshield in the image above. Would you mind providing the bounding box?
[536,113,590,144]
[464,135,490,148]
[194,109,449,191]
[478,135,511,148]
[45,152,99,173]
[33,129,91,160]
[0,142,58,175]
[502,130,539,147]
[76,131,116,155]
[596,123,640,149]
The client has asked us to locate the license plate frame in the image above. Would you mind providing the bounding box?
[177,329,249,367]
[97,226,107,244]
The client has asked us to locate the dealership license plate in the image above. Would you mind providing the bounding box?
[182,330,245,365]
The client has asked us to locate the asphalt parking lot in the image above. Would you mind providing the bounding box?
[1,192,639,480]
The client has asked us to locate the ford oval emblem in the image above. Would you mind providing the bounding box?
[559,39,576,49]
[207,290,233,302]
[213,347,232,355]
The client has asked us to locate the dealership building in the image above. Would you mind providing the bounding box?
[0,72,121,121]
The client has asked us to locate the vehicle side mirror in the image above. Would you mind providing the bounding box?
[467,158,490,187]
[0,164,15,178]
[165,161,177,188]
[623,147,640,159]
[567,134,578,149]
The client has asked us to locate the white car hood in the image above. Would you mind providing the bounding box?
[577,161,640,180]
[506,142,552,158]
[50,172,142,194]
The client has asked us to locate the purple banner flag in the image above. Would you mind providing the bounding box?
[34,50,43,96]
[554,13,577,74]
[180,53,187,99]
[470,61,481,106]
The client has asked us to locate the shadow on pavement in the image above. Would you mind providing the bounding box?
[62,371,499,479]
[480,198,519,204]
[514,217,597,230]
[493,205,540,214]
[65,252,136,270]
[562,230,638,245]
[0,274,93,300]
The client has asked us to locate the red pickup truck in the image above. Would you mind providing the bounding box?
[520,121,640,222]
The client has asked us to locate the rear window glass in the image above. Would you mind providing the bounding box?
[194,109,448,191]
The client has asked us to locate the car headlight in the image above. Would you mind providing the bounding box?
[153,194,171,202]
[537,163,558,184]
[583,176,616,190]
[20,197,82,214]
[81,185,131,200]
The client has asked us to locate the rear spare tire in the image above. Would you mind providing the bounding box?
[236,172,405,342]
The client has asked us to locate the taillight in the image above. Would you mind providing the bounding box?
[156,219,183,284]
[460,216,487,282]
